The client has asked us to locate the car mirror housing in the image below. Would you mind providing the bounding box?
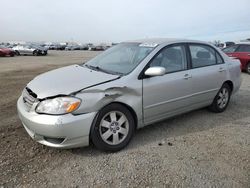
[144,66,166,77]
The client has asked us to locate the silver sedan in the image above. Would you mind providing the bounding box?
[17,38,241,151]
[12,45,47,56]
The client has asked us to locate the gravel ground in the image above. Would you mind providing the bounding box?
[0,51,249,188]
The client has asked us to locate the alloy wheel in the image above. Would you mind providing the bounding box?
[217,88,229,109]
[247,63,250,74]
[99,111,129,145]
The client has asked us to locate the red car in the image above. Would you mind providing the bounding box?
[0,46,15,57]
[223,44,250,74]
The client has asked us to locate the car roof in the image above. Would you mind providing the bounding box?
[125,38,207,45]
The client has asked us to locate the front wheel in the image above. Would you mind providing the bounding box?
[91,103,135,152]
[15,50,20,55]
[33,50,38,56]
[209,83,231,113]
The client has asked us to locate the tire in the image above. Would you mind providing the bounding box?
[15,51,20,55]
[246,62,250,74]
[33,51,38,56]
[90,103,135,152]
[209,83,231,113]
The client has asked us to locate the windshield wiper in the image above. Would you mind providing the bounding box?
[84,64,107,73]
[84,64,123,76]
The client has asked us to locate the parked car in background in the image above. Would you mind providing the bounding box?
[223,43,250,73]
[55,44,66,50]
[225,41,235,47]
[215,42,235,49]
[65,45,81,51]
[12,45,47,56]
[0,45,15,57]
[65,44,89,51]
[17,38,241,151]
[80,44,89,50]
[47,44,66,50]
[31,45,48,55]
[48,44,57,50]
[91,44,107,51]
[87,43,94,50]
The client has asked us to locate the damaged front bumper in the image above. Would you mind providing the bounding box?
[17,97,96,149]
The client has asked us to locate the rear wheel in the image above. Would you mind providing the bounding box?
[246,62,250,74]
[209,83,231,113]
[91,103,135,152]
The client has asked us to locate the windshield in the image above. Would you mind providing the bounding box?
[23,45,31,48]
[222,45,238,53]
[84,43,155,75]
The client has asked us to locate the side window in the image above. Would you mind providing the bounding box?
[236,45,250,52]
[222,45,238,53]
[150,45,187,73]
[216,52,224,64]
[190,45,216,68]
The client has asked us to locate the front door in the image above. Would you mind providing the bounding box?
[142,44,193,125]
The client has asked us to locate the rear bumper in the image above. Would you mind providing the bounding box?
[17,97,96,149]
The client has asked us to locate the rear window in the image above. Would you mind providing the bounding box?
[222,45,238,53]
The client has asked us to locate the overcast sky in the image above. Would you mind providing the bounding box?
[1,0,250,43]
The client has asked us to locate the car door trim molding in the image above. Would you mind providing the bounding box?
[144,87,219,110]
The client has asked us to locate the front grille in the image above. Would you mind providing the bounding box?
[22,87,37,111]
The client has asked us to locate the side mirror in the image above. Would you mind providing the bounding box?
[144,66,166,77]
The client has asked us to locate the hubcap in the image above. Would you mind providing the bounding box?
[247,64,250,73]
[99,111,129,145]
[217,88,229,109]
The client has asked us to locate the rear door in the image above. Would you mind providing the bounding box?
[188,44,227,106]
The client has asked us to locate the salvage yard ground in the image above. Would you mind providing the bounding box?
[0,51,249,187]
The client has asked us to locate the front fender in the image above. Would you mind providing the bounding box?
[74,85,143,128]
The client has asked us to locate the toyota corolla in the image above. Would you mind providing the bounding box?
[17,39,241,151]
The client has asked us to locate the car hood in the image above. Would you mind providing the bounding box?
[27,64,120,99]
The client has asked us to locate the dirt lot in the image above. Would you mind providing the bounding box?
[0,51,249,188]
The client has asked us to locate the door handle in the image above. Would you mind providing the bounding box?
[219,67,226,72]
[183,74,192,79]
[248,54,250,56]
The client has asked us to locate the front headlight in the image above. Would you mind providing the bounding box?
[36,97,81,115]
